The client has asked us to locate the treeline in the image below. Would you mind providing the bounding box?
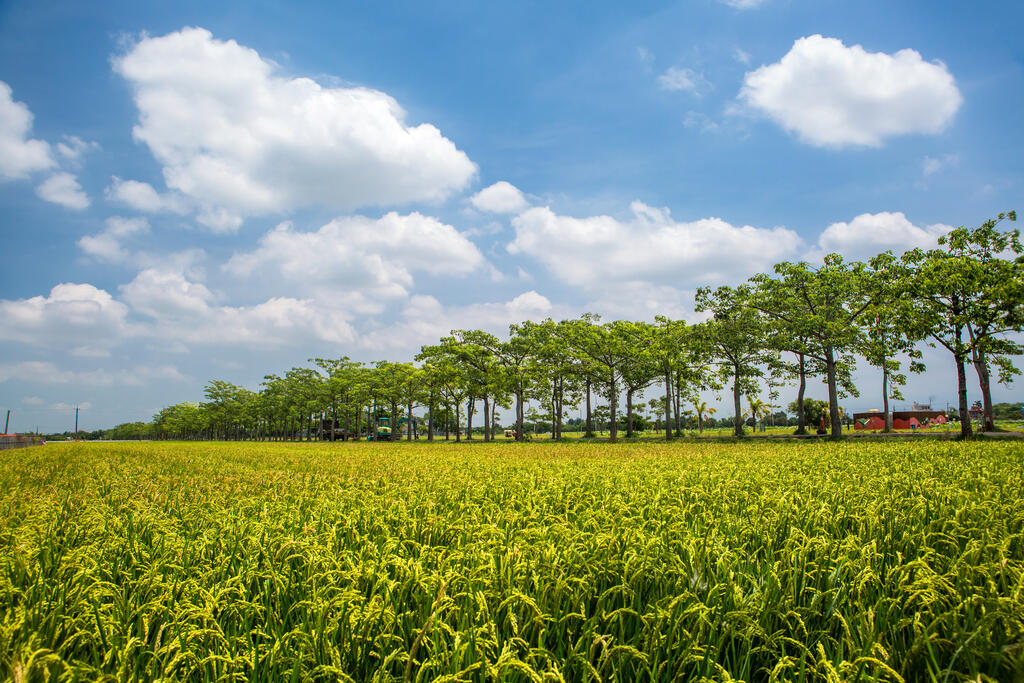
[147,211,1021,442]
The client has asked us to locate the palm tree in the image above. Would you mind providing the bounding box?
[693,400,716,435]
[744,396,772,432]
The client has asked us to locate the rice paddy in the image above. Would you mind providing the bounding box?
[1,440,1022,681]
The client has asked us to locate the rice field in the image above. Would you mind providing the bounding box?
[1,440,1022,682]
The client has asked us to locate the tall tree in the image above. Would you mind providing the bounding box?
[903,211,1020,437]
[748,255,883,438]
[694,286,778,437]
[943,212,1021,432]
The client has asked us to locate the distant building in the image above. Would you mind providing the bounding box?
[853,410,947,430]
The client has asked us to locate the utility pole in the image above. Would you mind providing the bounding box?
[74,405,79,438]
[4,410,9,434]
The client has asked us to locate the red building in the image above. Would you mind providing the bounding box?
[853,410,947,430]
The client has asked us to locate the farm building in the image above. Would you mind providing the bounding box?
[853,410,947,430]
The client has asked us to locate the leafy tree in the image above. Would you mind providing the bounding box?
[857,277,925,432]
[903,211,1020,437]
[695,285,778,437]
[941,212,1021,431]
[748,255,883,438]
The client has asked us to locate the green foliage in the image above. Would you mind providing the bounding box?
[1,440,1022,681]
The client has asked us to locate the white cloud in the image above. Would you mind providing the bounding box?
[56,135,99,162]
[584,282,701,323]
[740,35,962,148]
[922,153,959,176]
[470,181,528,213]
[0,283,131,348]
[815,211,952,261]
[36,172,89,209]
[0,81,54,180]
[21,396,44,406]
[224,212,484,304]
[720,0,769,8]
[358,291,557,351]
[114,27,477,229]
[77,216,149,262]
[105,176,188,213]
[508,201,801,290]
[0,361,185,387]
[658,67,703,93]
[120,268,357,347]
[734,48,752,65]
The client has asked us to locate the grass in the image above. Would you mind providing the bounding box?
[1,440,1022,681]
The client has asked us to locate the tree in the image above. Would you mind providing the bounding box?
[941,212,1021,432]
[694,286,778,437]
[857,283,924,432]
[692,400,716,434]
[903,211,1020,437]
[744,396,772,431]
[748,255,883,438]
[565,317,635,441]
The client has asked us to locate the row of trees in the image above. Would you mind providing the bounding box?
[148,211,1020,441]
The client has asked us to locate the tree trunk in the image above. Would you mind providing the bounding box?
[609,373,618,442]
[625,388,634,438]
[555,378,564,439]
[466,396,474,441]
[972,347,995,432]
[955,350,972,438]
[585,379,594,437]
[732,365,744,437]
[550,383,557,439]
[515,389,525,441]
[390,401,399,442]
[455,401,461,442]
[673,369,682,437]
[825,346,842,439]
[483,394,490,441]
[427,392,434,442]
[882,361,892,433]
[795,353,807,435]
[407,402,413,440]
[664,368,672,441]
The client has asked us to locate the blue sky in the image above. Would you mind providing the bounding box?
[1,0,1022,432]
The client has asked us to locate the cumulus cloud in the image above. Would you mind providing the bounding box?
[815,211,952,261]
[0,81,54,180]
[358,291,558,351]
[36,172,89,209]
[508,201,801,290]
[740,35,962,148]
[114,27,477,229]
[105,176,188,213]
[224,212,485,306]
[78,216,149,262]
[120,268,357,347]
[470,181,528,213]
[0,283,131,348]
[584,283,702,323]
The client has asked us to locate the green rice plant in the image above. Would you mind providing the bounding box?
[0,440,1021,681]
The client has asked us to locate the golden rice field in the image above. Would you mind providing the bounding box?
[1,440,1022,682]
